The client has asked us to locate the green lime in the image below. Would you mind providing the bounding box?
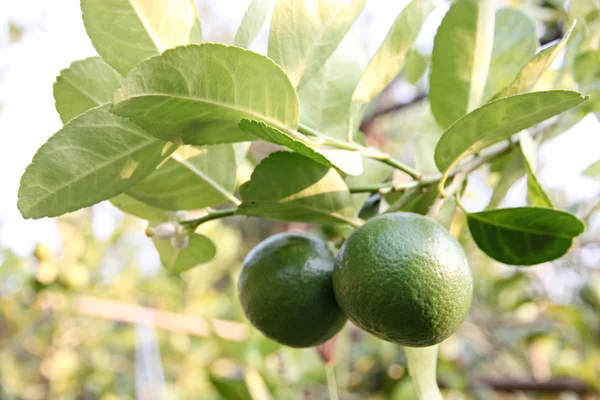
[333,212,472,347]
[238,232,346,348]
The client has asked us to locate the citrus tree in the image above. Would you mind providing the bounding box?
[15,0,600,398]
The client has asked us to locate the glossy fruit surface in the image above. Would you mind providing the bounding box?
[333,212,472,347]
[238,232,346,348]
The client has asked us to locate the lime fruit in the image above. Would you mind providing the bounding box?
[238,232,346,348]
[333,212,472,347]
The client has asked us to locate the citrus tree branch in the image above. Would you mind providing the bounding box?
[183,208,238,231]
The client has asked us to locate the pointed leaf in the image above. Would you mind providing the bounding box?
[53,57,122,123]
[298,33,366,141]
[238,151,355,225]
[434,90,587,173]
[485,9,538,97]
[487,152,525,210]
[112,44,300,145]
[126,145,237,210]
[239,119,363,175]
[350,0,434,133]
[519,131,554,208]
[583,160,600,178]
[494,23,575,99]
[81,0,200,74]
[110,194,170,222]
[153,234,216,273]
[430,0,495,129]
[467,207,584,265]
[403,48,429,84]
[268,0,366,88]
[18,106,174,219]
[234,0,273,49]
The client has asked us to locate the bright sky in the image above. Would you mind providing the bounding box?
[0,0,599,258]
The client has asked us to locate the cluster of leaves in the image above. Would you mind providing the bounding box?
[16,0,599,273]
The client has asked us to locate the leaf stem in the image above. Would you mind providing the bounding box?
[404,345,443,400]
[183,208,238,231]
[325,365,339,400]
[365,152,422,179]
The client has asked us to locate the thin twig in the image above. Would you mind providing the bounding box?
[360,93,428,130]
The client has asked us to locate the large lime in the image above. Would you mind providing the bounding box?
[238,232,346,348]
[333,212,472,347]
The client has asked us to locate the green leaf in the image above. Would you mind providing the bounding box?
[238,151,355,225]
[434,90,587,174]
[234,0,273,49]
[485,9,538,98]
[437,198,457,231]
[53,57,122,123]
[18,106,174,219]
[574,50,600,114]
[238,119,363,175]
[350,0,434,133]
[126,145,237,210]
[268,0,366,88]
[403,48,429,85]
[519,131,554,208]
[110,194,169,222]
[152,234,216,273]
[298,33,367,142]
[583,160,600,178]
[81,0,200,74]
[345,157,393,214]
[467,207,585,265]
[430,0,495,129]
[190,18,203,44]
[487,152,525,210]
[112,43,300,145]
[493,23,575,99]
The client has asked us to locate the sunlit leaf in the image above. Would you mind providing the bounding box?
[583,159,600,178]
[126,145,237,210]
[493,23,575,99]
[234,0,273,49]
[81,0,200,74]
[467,207,584,265]
[239,119,363,175]
[573,49,600,114]
[152,234,216,273]
[350,0,434,133]
[18,106,174,219]
[238,151,355,225]
[434,91,587,173]
[519,131,554,208]
[110,194,169,222]
[112,44,300,145]
[430,0,495,129]
[485,9,538,98]
[298,33,366,141]
[53,57,122,123]
[268,0,366,88]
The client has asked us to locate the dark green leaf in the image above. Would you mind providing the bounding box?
[152,234,216,274]
[467,207,584,265]
[239,119,363,175]
[238,151,355,225]
[112,43,300,145]
[18,106,174,219]
[126,145,237,210]
[430,0,495,128]
[434,90,587,173]
[81,0,201,74]
[53,57,122,123]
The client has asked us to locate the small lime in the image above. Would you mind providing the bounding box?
[238,233,346,348]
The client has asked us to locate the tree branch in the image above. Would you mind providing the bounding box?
[360,93,427,130]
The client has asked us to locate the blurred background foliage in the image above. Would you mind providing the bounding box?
[1,0,600,399]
